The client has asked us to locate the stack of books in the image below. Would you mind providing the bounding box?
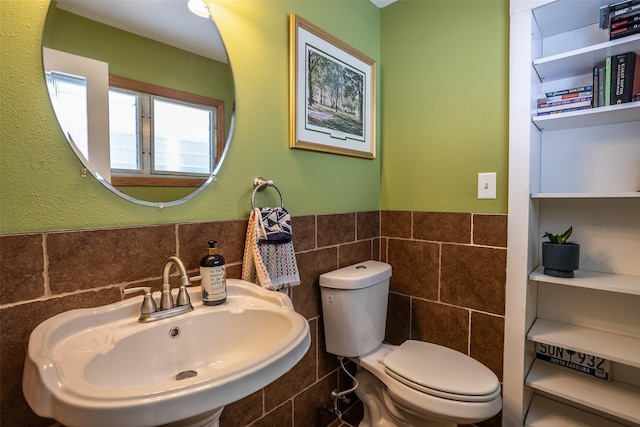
[600,0,640,40]
[536,86,592,116]
[592,51,640,107]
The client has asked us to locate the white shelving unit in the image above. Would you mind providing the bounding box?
[526,362,640,425]
[533,33,640,81]
[526,395,628,427]
[527,318,640,367]
[529,267,640,295]
[532,102,640,131]
[504,1,640,426]
[532,192,640,198]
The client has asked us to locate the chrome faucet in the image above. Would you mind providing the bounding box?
[162,256,192,309]
[124,256,194,323]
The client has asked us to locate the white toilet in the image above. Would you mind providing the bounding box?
[320,260,502,427]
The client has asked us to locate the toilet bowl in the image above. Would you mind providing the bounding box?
[355,342,501,427]
[319,261,501,427]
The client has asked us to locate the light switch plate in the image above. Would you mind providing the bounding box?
[478,172,497,199]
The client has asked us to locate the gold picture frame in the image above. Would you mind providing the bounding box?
[289,14,376,159]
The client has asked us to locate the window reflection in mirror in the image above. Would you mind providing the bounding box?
[46,72,89,156]
[108,75,225,186]
[42,0,235,206]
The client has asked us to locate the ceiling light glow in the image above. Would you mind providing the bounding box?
[187,0,209,18]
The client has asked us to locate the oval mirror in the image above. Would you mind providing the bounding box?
[42,0,235,207]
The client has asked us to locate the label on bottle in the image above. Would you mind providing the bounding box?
[200,265,226,303]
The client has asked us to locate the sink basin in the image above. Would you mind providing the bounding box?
[23,279,311,427]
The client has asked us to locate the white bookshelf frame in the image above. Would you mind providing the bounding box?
[505,0,640,425]
[526,395,627,427]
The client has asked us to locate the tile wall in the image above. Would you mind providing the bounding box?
[381,211,507,381]
[0,210,506,427]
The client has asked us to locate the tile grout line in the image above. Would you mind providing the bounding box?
[42,233,51,297]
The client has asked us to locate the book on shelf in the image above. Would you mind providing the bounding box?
[611,52,638,104]
[598,66,606,107]
[610,9,640,28]
[537,102,592,115]
[536,105,592,116]
[593,62,609,107]
[632,54,640,101]
[610,23,640,39]
[537,98,592,111]
[592,67,599,107]
[611,1,640,19]
[608,1,640,39]
[544,86,592,98]
[537,85,594,115]
[600,0,640,28]
[537,91,592,104]
[605,56,612,106]
[538,96,592,108]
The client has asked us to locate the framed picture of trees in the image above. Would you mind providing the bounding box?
[289,14,376,159]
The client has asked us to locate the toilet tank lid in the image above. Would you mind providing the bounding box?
[319,260,392,290]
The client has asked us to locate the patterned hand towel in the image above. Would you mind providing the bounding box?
[256,207,292,243]
[242,208,301,291]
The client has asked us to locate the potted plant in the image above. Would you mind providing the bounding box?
[542,226,580,278]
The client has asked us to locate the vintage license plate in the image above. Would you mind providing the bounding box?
[536,342,611,381]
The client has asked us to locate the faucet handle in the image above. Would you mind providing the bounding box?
[123,286,150,296]
[174,276,201,307]
[123,287,158,315]
[176,285,192,307]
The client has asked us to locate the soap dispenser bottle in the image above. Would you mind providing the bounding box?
[199,240,227,306]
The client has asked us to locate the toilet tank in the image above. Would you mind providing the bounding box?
[319,260,392,357]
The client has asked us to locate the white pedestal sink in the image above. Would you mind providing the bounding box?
[23,279,311,427]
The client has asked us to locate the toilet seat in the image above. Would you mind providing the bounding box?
[356,343,503,425]
[382,340,501,402]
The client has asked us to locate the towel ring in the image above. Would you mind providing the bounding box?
[252,177,284,209]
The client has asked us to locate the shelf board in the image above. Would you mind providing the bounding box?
[532,102,640,132]
[532,0,606,39]
[529,267,640,295]
[527,318,640,367]
[526,395,626,427]
[531,192,640,199]
[526,360,640,424]
[533,34,640,81]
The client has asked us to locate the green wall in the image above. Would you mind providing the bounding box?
[0,0,509,236]
[0,0,381,235]
[380,0,509,213]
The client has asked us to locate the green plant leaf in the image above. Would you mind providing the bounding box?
[558,226,573,244]
[543,226,573,244]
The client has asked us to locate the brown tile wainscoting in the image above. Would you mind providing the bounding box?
[0,210,506,427]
